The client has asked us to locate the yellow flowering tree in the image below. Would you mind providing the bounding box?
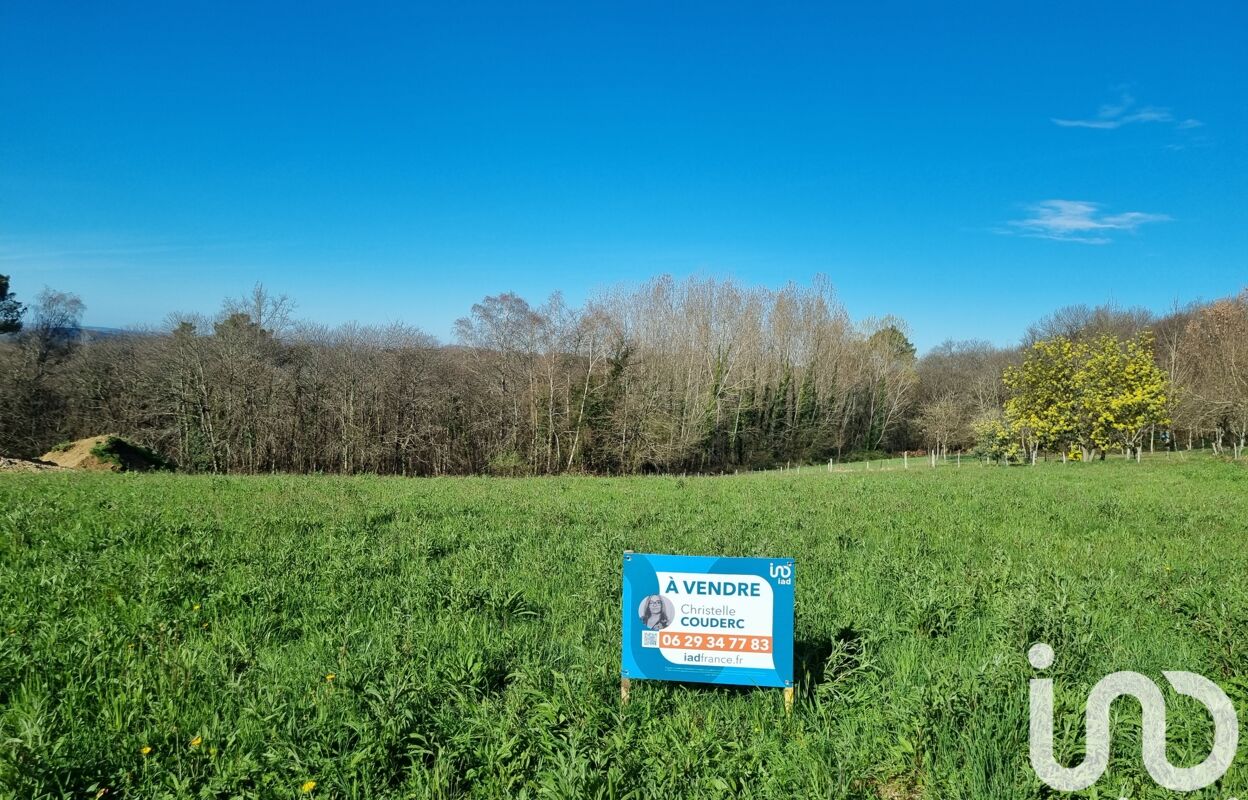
[1002,332,1169,462]
[1003,338,1079,462]
[1078,332,1170,460]
[973,410,1021,464]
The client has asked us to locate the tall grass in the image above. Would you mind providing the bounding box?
[1,460,1246,798]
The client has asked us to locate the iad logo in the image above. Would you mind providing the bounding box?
[1028,643,1239,792]
[768,562,792,584]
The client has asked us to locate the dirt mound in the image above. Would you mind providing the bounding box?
[0,456,65,472]
[40,435,174,472]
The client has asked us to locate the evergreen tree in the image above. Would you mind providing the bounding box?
[0,275,23,334]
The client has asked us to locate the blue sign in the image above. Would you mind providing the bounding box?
[621,552,795,688]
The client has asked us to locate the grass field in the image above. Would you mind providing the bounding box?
[2,460,1247,799]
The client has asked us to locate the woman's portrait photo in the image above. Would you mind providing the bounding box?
[638,594,674,631]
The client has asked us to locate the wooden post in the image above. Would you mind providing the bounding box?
[622,548,633,707]
[783,686,794,714]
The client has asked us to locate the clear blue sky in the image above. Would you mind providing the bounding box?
[2,1,1245,351]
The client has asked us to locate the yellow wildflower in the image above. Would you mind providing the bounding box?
[325,673,336,682]
[301,780,317,794]
[193,603,201,611]
[190,735,202,748]
[140,746,152,756]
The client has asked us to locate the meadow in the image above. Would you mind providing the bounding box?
[1,458,1247,799]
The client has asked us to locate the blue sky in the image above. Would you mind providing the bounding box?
[2,1,1245,351]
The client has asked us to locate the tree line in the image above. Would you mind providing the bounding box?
[1,274,1245,474]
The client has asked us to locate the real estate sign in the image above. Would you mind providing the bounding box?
[621,552,794,688]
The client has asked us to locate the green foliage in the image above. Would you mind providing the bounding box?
[87,438,119,466]
[842,448,892,463]
[0,274,22,334]
[88,436,176,472]
[2,462,1246,797]
[972,411,1020,463]
[486,449,527,476]
[867,324,917,361]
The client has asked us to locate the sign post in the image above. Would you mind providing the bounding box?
[621,551,795,705]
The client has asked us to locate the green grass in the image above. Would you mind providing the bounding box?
[1,460,1247,799]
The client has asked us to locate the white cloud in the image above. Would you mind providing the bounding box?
[1051,93,1197,130]
[1003,200,1171,244]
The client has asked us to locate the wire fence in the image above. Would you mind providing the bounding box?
[764,447,1234,475]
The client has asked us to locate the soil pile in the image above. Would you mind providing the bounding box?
[39,435,174,472]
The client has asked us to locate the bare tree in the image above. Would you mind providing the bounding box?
[6,280,1245,474]
[1180,291,1248,457]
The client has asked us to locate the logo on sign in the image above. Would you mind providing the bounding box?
[769,562,792,584]
[1028,643,1239,793]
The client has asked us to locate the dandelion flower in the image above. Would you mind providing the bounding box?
[325,673,336,682]
[193,603,201,611]
[301,780,317,794]
[140,746,152,756]
[190,736,202,748]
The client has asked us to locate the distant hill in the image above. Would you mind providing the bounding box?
[0,325,153,343]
